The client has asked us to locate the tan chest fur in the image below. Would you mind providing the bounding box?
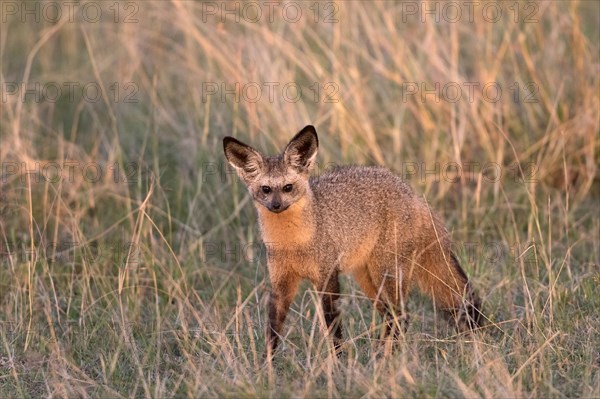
[257,197,314,246]
[257,197,319,281]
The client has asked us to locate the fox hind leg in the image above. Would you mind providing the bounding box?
[355,264,409,340]
[376,266,410,339]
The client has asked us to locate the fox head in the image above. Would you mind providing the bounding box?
[223,125,318,214]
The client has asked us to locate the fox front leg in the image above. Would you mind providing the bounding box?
[318,270,343,352]
[266,274,300,358]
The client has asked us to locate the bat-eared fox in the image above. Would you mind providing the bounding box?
[223,125,482,357]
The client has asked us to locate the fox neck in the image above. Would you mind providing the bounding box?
[256,192,315,248]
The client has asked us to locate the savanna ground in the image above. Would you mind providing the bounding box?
[0,1,599,397]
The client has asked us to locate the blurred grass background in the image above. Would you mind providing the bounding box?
[0,1,599,397]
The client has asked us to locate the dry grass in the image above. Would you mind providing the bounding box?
[1,1,599,397]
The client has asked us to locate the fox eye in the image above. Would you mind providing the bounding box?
[282,184,293,193]
[261,186,272,194]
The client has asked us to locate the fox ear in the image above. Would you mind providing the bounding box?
[284,125,319,173]
[223,136,264,181]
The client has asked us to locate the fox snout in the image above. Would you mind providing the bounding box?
[267,195,289,213]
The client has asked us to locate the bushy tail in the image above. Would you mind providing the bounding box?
[426,252,483,330]
[450,253,483,329]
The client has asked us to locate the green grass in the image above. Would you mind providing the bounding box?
[1,1,599,397]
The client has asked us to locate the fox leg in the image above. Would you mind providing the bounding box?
[356,264,408,339]
[368,263,410,340]
[267,273,300,357]
[316,269,343,351]
[352,267,379,300]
